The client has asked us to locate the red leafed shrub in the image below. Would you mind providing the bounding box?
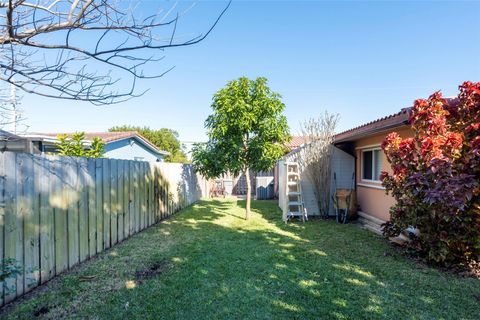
[381,81,480,265]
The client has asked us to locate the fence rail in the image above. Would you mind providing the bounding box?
[0,152,202,306]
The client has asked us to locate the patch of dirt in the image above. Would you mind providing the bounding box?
[135,260,172,280]
[414,257,480,279]
[387,241,480,279]
[33,305,49,317]
[418,259,480,279]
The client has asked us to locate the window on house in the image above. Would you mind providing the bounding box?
[362,149,382,181]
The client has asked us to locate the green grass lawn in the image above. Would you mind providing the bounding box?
[1,199,479,319]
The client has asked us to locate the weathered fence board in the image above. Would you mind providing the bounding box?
[3,152,17,303]
[40,157,54,284]
[142,162,146,228]
[138,162,143,230]
[78,158,89,263]
[148,164,153,226]
[15,153,27,297]
[54,157,68,277]
[136,161,141,232]
[66,158,79,269]
[129,161,135,236]
[95,159,103,253]
[87,159,96,258]
[110,159,118,245]
[117,160,124,243]
[0,152,201,306]
[123,161,130,239]
[25,153,39,293]
[0,153,4,306]
[102,159,111,249]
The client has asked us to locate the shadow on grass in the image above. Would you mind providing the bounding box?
[114,199,480,319]
[1,199,479,319]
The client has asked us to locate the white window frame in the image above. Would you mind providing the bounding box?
[360,147,382,183]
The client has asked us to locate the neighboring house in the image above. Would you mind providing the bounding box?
[19,131,169,162]
[333,108,413,227]
[87,132,169,162]
[0,129,36,153]
[278,108,413,227]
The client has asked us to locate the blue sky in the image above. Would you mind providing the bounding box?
[15,0,480,145]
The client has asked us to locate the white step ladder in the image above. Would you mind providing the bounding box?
[285,162,308,222]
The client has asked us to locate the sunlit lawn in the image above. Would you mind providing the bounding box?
[1,199,479,319]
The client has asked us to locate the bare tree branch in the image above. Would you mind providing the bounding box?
[0,0,231,105]
[298,111,340,218]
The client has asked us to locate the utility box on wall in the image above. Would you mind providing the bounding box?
[256,176,274,200]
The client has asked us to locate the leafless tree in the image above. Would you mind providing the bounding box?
[0,1,231,105]
[298,111,339,218]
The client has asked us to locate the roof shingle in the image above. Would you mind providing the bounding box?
[286,136,308,150]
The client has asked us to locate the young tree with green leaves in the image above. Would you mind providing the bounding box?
[192,77,290,219]
[109,126,188,163]
[55,132,105,158]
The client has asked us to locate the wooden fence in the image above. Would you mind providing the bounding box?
[0,152,202,306]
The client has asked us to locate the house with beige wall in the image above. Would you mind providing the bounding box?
[334,108,413,230]
[278,108,414,228]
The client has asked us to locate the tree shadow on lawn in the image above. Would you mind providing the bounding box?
[2,199,479,319]
[104,199,480,319]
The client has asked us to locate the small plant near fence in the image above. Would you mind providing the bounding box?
[381,81,480,266]
[1,258,22,294]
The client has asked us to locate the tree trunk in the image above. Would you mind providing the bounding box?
[245,167,251,220]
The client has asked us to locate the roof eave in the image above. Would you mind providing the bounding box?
[108,135,169,157]
[19,134,92,145]
[334,109,411,144]
[154,150,170,156]
[334,121,410,144]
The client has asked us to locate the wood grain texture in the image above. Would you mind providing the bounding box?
[110,160,118,245]
[0,153,200,306]
[87,158,97,258]
[102,159,111,249]
[78,158,89,262]
[40,156,55,283]
[66,157,79,269]
[3,152,17,303]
